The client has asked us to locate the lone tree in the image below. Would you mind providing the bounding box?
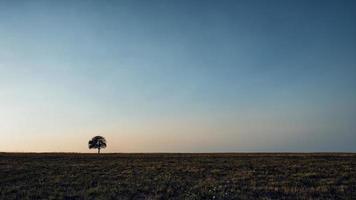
[88,136,107,154]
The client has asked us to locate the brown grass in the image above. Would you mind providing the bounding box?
[0,153,355,199]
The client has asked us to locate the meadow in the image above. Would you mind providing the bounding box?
[0,153,355,199]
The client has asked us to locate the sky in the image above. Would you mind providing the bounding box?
[0,0,355,152]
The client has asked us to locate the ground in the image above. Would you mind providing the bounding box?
[0,153,355,199]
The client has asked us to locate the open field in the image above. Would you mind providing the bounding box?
[0,153,355,199]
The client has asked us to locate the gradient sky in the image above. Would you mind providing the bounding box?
[0,0,355,152]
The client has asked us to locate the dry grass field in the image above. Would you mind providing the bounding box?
[0,153,355,199]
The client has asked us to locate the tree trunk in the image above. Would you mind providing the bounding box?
[98,148,100,154]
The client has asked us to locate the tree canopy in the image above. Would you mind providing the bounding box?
[88,136,107,154]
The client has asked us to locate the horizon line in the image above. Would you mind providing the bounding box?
[1,151,355,154]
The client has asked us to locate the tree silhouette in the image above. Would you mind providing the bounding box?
[88,136,107,154]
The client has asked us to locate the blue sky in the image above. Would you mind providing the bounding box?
[0,0,355,152]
